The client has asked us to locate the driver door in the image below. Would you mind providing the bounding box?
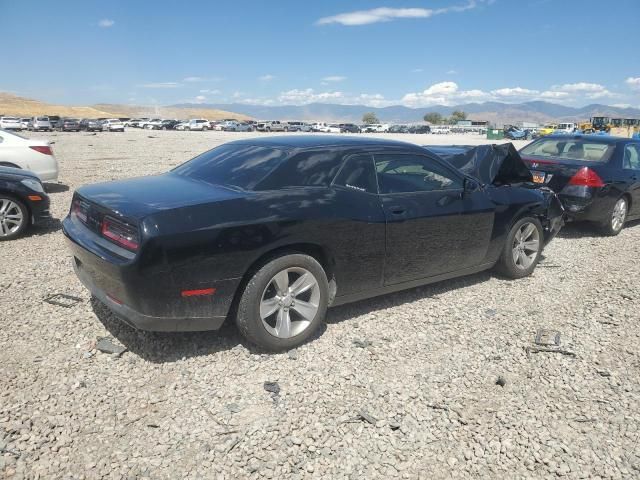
[375,152,493,285]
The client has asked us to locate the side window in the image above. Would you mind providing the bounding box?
[623,145,640,170]
[255,150,343,190]
[333,154,377,194]
[374,153,462,194]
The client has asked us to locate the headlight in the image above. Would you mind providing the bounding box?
[21,178,45,193]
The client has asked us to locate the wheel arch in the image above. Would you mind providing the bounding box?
[228,242,337,319]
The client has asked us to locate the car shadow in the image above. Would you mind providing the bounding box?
[91,269,495,363]
[558,219,640,239]
[29,218,62,236]
[44,183,69,193]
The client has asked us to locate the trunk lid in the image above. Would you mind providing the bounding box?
[75,173,246,220]
[520,156,603,192]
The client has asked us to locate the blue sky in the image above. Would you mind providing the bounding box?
[2,0,639,108]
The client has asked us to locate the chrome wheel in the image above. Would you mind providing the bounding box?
[0,198,25,237]
[611,198,627,232]
[260,267,320,339]
[512,222,540,270]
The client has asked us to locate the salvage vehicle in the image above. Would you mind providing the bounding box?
[187,119,210,131]
[58,118,80,132]
[79,119,102,132]
[0,117,23,131]
[0,166,51,240]
[286,121,311,132]
[256,121,286,132]
[338,123,361,133]
[0,129,59,182]
[408,125,431,134]
[520,134,640,235]
[538,124,557,136]
[101,119,125,132]
[504,126,528,140]
[63,136,563,351]
[28,116,52,132]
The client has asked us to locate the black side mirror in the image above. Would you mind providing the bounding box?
[463,178,480,194]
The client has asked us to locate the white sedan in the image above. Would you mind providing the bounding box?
[101,119,125,132]
[0,117,23,131]
[0,130,59,182]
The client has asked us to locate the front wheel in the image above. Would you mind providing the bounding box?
[0,196,29,241]
[235,254,329,351]
[600,197,627,236]
[496,217,543,279]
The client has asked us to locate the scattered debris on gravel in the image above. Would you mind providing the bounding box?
[1,130,639,478]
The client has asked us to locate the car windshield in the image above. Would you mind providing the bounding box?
[172,144,289,190]
[521,138,615,162]
[37,117,49,121]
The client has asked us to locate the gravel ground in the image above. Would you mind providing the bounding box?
[1,129,639,479]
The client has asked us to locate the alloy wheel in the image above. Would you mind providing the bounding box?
[511,222,540,270]
[611,198,627,232]
[260,267,320,339]
[0,199,25,237]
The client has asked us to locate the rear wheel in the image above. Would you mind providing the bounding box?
[0,196,28,241]
[496,217,543,279]
[600,196,627,236]
[235,254,328,351]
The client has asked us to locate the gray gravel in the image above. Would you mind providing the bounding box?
[1,129,639,479]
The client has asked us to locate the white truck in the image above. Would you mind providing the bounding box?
[256,121,286,132]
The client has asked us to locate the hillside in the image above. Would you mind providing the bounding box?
[0,92,249,121]
[172,101,640,125]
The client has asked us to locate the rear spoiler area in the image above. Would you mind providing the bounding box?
[424,143,533,186]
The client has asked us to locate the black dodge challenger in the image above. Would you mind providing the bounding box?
[63,137,563,350]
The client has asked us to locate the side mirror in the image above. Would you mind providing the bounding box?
[463,178,480,194]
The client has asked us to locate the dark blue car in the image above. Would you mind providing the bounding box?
[520,134,640,235]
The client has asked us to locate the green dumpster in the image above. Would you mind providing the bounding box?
[486,128,504,140]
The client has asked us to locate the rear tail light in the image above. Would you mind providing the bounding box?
[568,167,605,188]
[71,199,88,223]
[29,145,53,155]
[101,216,139,251]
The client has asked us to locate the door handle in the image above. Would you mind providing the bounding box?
[389,207,406,215]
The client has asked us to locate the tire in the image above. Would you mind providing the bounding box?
[202,126,209,131]
[235,253,329,351]
[600,196,628,236]
[162,126,167,130]
[0,195,29,241]
[496,217,543,279]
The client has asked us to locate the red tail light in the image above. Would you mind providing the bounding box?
[101,216,139,251]
[29,145,53,155]
[568,167,604,188]
[72,199,88,223]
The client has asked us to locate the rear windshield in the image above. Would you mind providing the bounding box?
[2,117,18,121]
[37,117,49,121]
[172,144,289,190]
[521,138,615,163]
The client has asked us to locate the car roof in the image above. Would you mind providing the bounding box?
[227,135,422,150]
[540,134,638,144]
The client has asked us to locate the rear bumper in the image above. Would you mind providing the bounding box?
[63,216,237,332]
[558,187,616,224]
[74,260,226,332]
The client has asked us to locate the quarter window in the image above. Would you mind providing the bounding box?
[374,154,462,194]
[623,144,640,170]
[333,154,377,194]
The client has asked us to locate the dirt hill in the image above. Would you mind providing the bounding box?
[0,92,249,120]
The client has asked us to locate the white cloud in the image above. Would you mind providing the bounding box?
[98,19,115,28]
[199,89,221,95]
[539,90,570,99]
[316,1,485,26]
[194,95,207,103]
[492,87,539,97]
[412,68,424,73]
[401,81,491,106]
[278,88,345,104]
[446,69,458,75]
[551,82,615,99]
[625,77,640,90]
[322,76,347,82]
[259,74,275,81]
[183,76,204,82]
[138,82,181,89]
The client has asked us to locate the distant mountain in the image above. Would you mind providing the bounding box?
[0,92,249,121]
[170,101,640,125]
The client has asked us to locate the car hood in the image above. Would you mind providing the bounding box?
[76,173,247,219]
[425,143,533,185]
